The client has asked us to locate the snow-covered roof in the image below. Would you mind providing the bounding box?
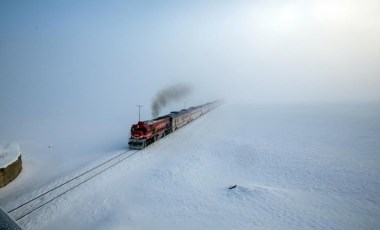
[0,142,21,168]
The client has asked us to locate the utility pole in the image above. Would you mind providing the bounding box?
[184,101,187,110]
[136,105,143,121]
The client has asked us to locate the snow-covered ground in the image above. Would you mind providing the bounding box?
[0,111,132,205]
[0,142,20,168]
[1,103,380,229]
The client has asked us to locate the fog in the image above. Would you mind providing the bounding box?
[0,0,379,202]
[1,0,380,118]
[0,1,379,145]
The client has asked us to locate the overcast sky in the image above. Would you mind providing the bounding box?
[1,0,379,120]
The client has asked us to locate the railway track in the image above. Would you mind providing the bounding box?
[7,149,139,221]
[6,102,222,223]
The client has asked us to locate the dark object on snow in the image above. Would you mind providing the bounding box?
[229,184,237,189]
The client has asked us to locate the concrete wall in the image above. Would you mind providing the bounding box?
[0,155,22,188]
[0,208,23,230]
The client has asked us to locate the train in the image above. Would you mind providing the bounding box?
[128,100,222,149]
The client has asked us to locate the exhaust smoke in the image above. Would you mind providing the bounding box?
[151,84,192,118]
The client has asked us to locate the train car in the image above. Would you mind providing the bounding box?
[171,109,192,130]
[188,106,203,120]
[128,100,223,150]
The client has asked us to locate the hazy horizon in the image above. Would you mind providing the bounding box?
[1,0,380,120]
[1,2,379,228]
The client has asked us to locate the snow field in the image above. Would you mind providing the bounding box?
[0,142,21,168]
[3,104,380,230]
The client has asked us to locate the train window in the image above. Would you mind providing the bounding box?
[133,128,145,132]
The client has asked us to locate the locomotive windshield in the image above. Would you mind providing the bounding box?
[132,127,145,132]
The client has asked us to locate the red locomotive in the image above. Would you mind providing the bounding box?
[130,117,172,148]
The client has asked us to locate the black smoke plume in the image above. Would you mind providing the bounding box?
[151,84,192,118]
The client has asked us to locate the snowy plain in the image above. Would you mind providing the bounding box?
[1,103,380,230]
[0,142,20,168]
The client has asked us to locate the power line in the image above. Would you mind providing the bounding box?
[136,105,143,121]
